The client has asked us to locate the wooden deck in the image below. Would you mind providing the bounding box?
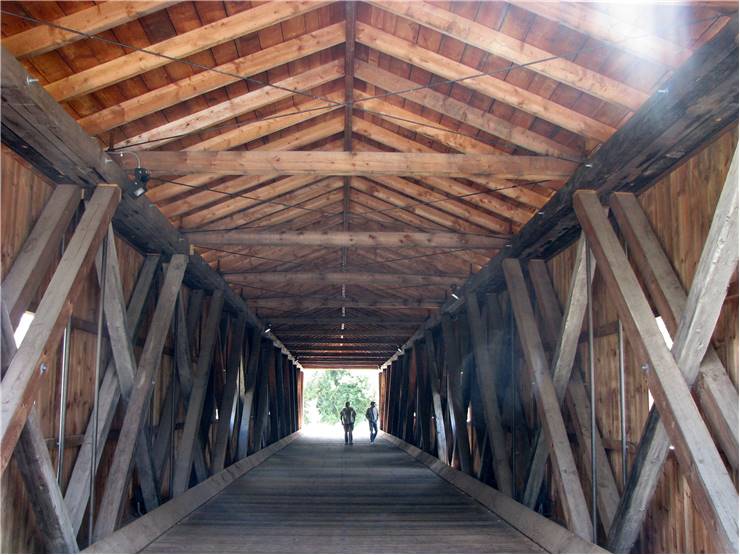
[141,432,546,553]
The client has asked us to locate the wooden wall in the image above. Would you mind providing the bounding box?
[0,145,304,553]
[544,125,738,553]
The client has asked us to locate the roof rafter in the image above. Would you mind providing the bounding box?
[370,0,649,111]
[355,21,616,142]
[113,60,343,150]
[196,183,346,231]
[146,94,344,205]
[78,21,346,136]
[177,138,345,228]
[351,176,490,235]
[351,116,552,208]
[160,116,344,220]
[44,0,332,101]
[354,60,582,159]
[520,2,692,68]
[2,1,179,59]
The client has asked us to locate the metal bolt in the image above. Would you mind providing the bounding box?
[39,362,48,374]
[585,163,593,168]
[657,88,669,94]
[25,76,39,86]
[641,363,649,372]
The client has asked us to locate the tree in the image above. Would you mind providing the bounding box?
[304,370,373,424]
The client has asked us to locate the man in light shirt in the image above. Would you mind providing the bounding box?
[366,401,379,444]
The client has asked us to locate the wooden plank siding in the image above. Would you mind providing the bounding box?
[0,1,737,552]
[0,146,297,551]
[544,127,738,553]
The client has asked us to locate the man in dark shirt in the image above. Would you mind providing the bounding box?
[339,402,356,445]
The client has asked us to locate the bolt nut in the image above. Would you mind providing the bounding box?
[641,363,649,372]
[39,362,48,374]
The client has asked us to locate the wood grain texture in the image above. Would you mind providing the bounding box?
[140,433,546,553]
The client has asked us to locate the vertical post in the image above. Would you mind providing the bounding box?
[509,300,516,499]
[89,233,108,545]
[617,320,627,489]
[586,245,597,543]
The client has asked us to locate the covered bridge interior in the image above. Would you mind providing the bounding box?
[0,1,738,553]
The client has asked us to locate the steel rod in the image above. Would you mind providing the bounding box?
[618,319,627,489]
[169,372,176,500]
[56,234,72,485]
[618,238,628,490]
[586,246,598,543]
[88,231,108,546]
[56,317,71,485]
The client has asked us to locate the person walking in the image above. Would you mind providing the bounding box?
[366,401,379,444]
[339,402,356,445]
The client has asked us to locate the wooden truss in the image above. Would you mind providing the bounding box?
[380,147,739,552]
[0,183,303,550]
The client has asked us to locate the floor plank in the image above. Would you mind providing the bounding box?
[143,433,545,553]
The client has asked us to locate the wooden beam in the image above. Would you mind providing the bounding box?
[250,297,442,310]
[93,255,187,540]
[520,2,691,68]
[2,1,178,59]
[186,230,506,250]
[388,17,740,369]
[440,315,473,475]
[521,238,592,512]
[370,1,648,111]
[351,117,549,213]
[78,22,345,136]
[573,190,739,553]
[610,191,739,471]
[237,327,262,459]
[212,314,247,473]
[0,49,244,321]
[351,176,495,235]
[250,340,273,453]
[43,1,331,101]
[464,292,513,495]
[192,179,345,232]
[272,317,419,326]
[526,252,620,533]
[355,22,615,142]
[96,229,160,513]
[423,330,448,463]
[64,255,159,532]
[503,258,593,541]
[362,174,512,234]
[292,347,393,354]
[1,280,77,554]
[285,341,396,348]
[173,290,224,495]
[122,150,576,180]
[1,184,80,327]
[147,100,343,207]
[225,270,467,287]
[113,61,343,150]
[606,159,739,551]
[0,185,119,475]
[159,117,344,221]
[354,61,580,159]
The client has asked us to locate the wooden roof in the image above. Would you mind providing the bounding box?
[2,0,735,368]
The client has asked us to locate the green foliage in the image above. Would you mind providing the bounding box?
[304,370,373,424]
